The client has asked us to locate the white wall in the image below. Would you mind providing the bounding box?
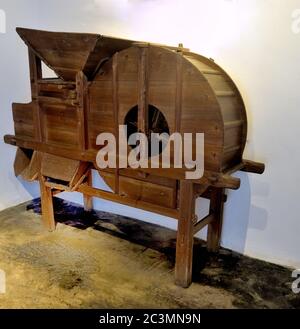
[0,0,300,269]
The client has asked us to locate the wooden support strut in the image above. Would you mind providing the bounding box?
[193,212,214,235]
[207,187,225,252]
[28,49,43,142]
[175,180,196,288]
[83,169,94,212]
[39,174,56,232]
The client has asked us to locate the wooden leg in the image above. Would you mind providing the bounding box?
[175,180,195,288]
[39,175,56,231]
[83,170,93,212]
[207,187,224,252]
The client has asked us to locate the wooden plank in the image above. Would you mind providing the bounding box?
[216,91,235,97]
[14,148,31,177]
[175,180,195,288]
[175,52,183,131]
[119,168,177,188]
[118,175,176,209]
[41,153,80,182]
[45,181,71,191]
[14,122,35,139]
[76,71,88,150]
[43,126,79,146]
[193,212,214,234]
[83,170,94,211]
[241,159,265,174]
[138,45,149,135]
[39,174,56,231]
[69,162,90,188]
[38,96,76,106]
[77,184,179,219]
[28,49,43,142]
[112,53,120,193]
[28,49,42,99]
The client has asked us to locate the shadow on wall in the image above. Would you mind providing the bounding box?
[221,171,269,255]
[49,168,269,259]
[16,176,39,199]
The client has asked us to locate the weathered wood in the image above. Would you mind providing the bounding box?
[39,174,56,231]
[242,159,265,174]
[14,148,31,177]
[207,188,225,252]
[193,212,214,234]
[112,53,120,194]
[83,170,94,212]
[208,174,240,190]
[175,180,195,287]
[175,52,183,131]
[78,184,179,219]
[41,153,81,183]
[76,71,88,151]
[28,49,43,142]
[138,45,149,135]
[4,29,266,288]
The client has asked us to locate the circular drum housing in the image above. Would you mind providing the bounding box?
[88,44,247,199]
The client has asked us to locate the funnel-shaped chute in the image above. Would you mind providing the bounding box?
[16,27,135,80]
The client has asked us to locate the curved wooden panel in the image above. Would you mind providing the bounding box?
[184,52,247,170]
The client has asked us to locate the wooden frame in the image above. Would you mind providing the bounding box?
[4,28,265,288]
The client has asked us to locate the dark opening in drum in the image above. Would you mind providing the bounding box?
[124,105,170,157]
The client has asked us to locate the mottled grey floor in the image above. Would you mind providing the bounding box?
[0,198,298,309]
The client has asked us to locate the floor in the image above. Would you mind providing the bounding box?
[0,198,298,309]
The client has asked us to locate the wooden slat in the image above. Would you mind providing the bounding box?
[138,45,149,134]
[77,184,179,219]
[216,91,235,97]
[14,148,31,177]
[38,96,76,106]
[201,69,220,75]
[76,71,88,150]
[112,53,120,193]
[41,153,80,182]
[241,159,265,174]
[193,213,214,234]
[175,52,183,131]
[224,120,243,128]
[28,49,43,142]
[118,175,176,209]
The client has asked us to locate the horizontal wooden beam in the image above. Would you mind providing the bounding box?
[45,181,71,192]
[77,184,180,219]
[4,135,96,162]
[193,213,214,234]
[4,134,242,189]
[207,174,240,190]
[241,159,265,174]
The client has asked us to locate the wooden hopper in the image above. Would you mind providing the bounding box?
[4,28,264,287]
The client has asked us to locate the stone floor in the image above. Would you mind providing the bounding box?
[0,198,298,309]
